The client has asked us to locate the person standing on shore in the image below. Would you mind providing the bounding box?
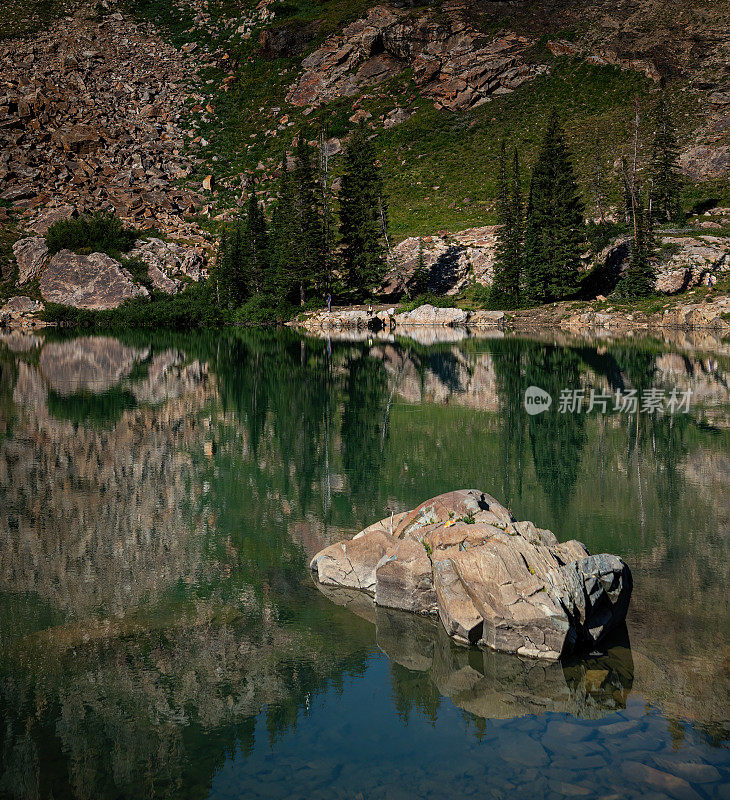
[327,293,332,313]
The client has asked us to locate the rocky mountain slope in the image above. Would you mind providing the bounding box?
[0,0,728,309]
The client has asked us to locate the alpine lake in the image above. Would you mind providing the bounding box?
[0,325,728,800]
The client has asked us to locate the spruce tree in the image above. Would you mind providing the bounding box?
[490,143,523,309]
[245,179,269,296]
[616,191,655,298]
[523,112,585,304]
[293,133,326,304]
[338,122,388,299]
[410,238,430,296]
[621,157,635,226]
[319,125,335,292]
[215,220,248,308]
[269,153,300,302]
[649,95,683,223]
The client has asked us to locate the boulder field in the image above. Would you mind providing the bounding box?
[310,489,632,660]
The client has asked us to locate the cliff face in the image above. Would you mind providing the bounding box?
[282,0,729,174]
[288,5,547,112]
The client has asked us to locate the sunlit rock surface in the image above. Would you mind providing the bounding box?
[312,489,632,659]
[40,249,148,310]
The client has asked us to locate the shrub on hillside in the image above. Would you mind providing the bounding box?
[234,294,297,326]
[46,212,137,257]
[396,293,459,314]
[42,282,227,329]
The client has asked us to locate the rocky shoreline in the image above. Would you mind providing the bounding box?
[291,297,730,336]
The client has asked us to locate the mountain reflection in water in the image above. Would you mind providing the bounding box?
[0,328,728,800]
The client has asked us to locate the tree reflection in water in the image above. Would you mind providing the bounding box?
[0,329,728,800]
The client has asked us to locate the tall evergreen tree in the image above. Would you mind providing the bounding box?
[621,156,635,225]
[293,133,326,304]
[216,179,270,308]
[245,179,269,295]
[523,112,585,304]
[649,95,683,223]
[410,238,430,296]
[592,132,606,223]
[269,153,300,301]
[338,122,389,299]
[616,190,655,298]
[319,125,335,292]
[214,222,247,309]
[490,143,523,308]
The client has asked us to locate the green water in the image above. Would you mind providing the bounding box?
[0,328,728,800]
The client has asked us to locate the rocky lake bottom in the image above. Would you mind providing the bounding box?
[0,327,728,799]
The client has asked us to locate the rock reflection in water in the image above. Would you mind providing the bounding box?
[317,583,633,722]
[0,329,728,800]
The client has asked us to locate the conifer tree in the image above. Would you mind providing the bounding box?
[269,153,299,301]
[616,192,655,298]
[490,143,523,308]
[410,238,430,296]
[523,112,585,304]
[592,133,605,223]
[293,132,326,304]
[319,125,335,291]
[245,179,269,295]
[621,157,635,225]
[338,122,388,299]
[649,95,683,223]
[214,223,247,309]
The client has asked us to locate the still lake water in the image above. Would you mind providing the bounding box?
[0,327,728,800]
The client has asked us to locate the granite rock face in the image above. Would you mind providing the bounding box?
[311,490,632,659]
[0,296,43,317]
[0,296,45,332]
[394,304,470,327]
[652,236,729,294]
[128,238,205,283]
[383,227,498,298]
[12,237,50,284]
[680,145,730,181]
[287,5,546,112]
[40,250,148,310]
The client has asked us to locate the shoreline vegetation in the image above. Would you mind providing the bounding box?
[4,95,728,334]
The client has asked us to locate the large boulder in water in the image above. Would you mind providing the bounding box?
[311,489,632,660]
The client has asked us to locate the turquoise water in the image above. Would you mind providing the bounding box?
[0,328,728,799]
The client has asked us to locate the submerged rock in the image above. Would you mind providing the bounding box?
[311,489,632,660]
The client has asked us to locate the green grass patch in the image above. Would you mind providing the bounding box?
[0,0,63,38]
